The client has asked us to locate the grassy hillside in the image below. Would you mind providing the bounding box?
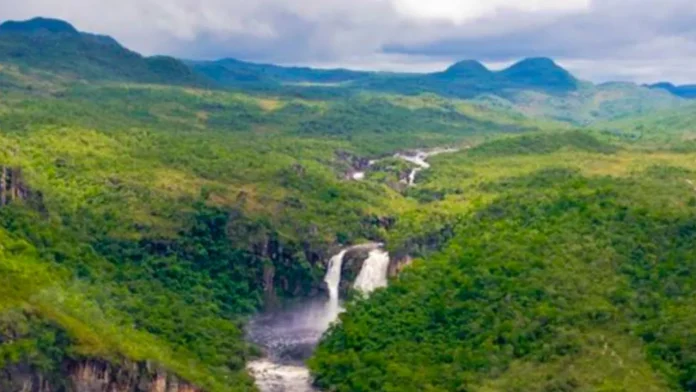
[597,102,696,145]
[192,56,683,125]
[474,82,686,125]
[311,134,696,392]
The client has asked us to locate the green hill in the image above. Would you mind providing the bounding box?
[597,101,696,144]
[310,135,696,392]
[647,82,696,99]
[0,17,682,126]
[475,81,686,125]
[194,56,578,98]
[0,17,205,85]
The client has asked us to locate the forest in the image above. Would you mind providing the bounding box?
[1,15,696,392]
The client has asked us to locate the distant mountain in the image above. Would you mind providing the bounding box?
[0,17,78,34]
[499,57,577,92]
[0,17,204,86]
[0,17,685,125]
[647,82,696,99]
[0,18,582,98]
[437,60,493,80]
[481,81,686,125]
[194,56,578,97]
[189,58,370,86]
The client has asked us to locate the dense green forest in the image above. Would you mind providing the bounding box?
[311,150,696,391]
[2,15,696,392]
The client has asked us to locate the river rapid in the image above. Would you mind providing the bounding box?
[395,147,459,185]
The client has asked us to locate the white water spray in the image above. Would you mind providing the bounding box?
[353,248,390,294]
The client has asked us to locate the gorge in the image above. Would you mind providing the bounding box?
[246,244,390,391]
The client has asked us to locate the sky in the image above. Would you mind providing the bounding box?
[2,0,696,83]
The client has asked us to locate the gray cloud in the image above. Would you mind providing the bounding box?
[1,0,696,82]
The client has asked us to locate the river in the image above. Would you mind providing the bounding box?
[395,147,459,186]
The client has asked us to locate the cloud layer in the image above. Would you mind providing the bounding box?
[2,0,696,82]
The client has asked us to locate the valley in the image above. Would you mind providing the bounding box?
[1,16,696,392]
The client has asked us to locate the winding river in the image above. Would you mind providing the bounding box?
[395,147,459,186]
[246,244,389,391]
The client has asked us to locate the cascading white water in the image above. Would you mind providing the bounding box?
[396,148,458,186]
[323,249,348,326]
[248,245,389,392]
[353,248,390,294]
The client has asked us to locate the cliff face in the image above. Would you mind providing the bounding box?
[2,359,201,392]
[0,165,45,214]
[1,166,29,206]
[387,254,413,278]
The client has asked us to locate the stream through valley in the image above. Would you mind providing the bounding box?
[246,244,389,392]
[246,148,460,391]
[351,147,460,185]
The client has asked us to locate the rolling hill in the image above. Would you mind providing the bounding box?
[0,17,205,85]
[647,82,696,99]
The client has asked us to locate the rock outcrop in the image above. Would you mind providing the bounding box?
[388,254,413,278]
[1,165,28,206]
[2,359,202,392]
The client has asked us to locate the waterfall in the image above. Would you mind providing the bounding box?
[408,168,421,186]
[323,249,348,325]
[248,245,390,392]
[353,248,390,294]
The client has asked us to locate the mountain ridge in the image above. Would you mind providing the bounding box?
[0,16,688,125]
[0,17,79,34]
[0,17,206,86]
[647,82,696,99]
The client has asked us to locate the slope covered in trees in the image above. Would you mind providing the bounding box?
[0,55,546,389]
[311,135,696,392]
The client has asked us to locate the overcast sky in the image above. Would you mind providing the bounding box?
[2,0,696,83]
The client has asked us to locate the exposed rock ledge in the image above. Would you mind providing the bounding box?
[388,254,413,278]
[2,359,201,392]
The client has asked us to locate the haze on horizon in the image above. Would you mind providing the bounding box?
[2,0,695,84]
